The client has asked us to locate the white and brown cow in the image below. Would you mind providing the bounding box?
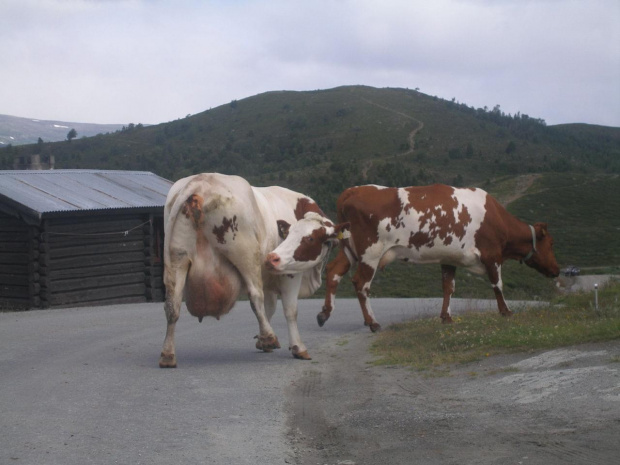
[265,212,347,275]
[276,184,560,332]
[159,173,330,367]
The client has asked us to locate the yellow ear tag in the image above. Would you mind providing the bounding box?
[337,231,343,240]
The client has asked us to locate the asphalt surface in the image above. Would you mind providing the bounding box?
[0,297,508,465]
[1,297,618,465]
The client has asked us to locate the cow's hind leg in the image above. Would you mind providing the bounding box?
[484,260,512,317]
[440,264,456,324]
[264,291,277,322]
[317,248,352,327]
[253,290,280,350]
[218,242,280,353]
[248,284,281,352]
[352,261,381,332]
[159,262,189,368]
[238,266,280,352]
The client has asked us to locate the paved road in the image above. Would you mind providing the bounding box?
[0,297,515,465]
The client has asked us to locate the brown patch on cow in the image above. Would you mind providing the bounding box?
[338,186,403,258]
[474,193,506,261]
[294,197,325,220]
[391,215,405,229]
[182,194,204,229]
[406,185,473,247]
[456,205,472,239]
[409,230,433,250]
[293,227,327,262]
[212,215,239,244]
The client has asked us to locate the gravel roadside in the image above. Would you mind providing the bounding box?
[286,323,620,464]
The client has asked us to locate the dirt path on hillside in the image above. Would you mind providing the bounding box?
[360,97,424,180]
[499,173,542,206]
[356,100,544,208]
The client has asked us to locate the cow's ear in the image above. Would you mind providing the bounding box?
[329,222,351,240]
[277,220,291,239]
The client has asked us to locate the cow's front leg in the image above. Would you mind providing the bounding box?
[352,261,381,332]
[317,249,352,327]
[484,260,512,317]
[440,264,456,323]
[159,265,188,368]
[280,275,310,360]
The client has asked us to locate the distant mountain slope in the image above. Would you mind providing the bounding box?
[0,114,127,146]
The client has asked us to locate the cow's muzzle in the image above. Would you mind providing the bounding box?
[265,252,281,271]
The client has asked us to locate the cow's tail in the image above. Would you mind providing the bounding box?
[335,188,360,263]
[163,179,202,267]
[163,177,226,266]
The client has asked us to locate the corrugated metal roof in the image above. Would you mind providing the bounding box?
[0,170,173,220]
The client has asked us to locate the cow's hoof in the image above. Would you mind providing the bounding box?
[369,322,381,332]
[441,316,454,324]
[159,353,177,368]
[291,346,312,360]
[255,334,281,352]
[317,311,330,327]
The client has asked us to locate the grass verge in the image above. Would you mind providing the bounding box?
[370,280,620,373]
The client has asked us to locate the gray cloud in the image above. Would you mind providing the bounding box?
[1,0,618,126]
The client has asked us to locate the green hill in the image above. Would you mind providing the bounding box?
[2,86,618,300]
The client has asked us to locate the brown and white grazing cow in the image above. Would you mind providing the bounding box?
[159,173,331,367]
[274,184,560,332]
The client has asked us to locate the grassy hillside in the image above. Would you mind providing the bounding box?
[1,86,618,300]
[3,86,618,199]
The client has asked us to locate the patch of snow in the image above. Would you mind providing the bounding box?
[53,124,69,129]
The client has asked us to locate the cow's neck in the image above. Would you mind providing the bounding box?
[503,219,536,262]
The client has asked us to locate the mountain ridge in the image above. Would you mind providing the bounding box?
[0,113,129,146]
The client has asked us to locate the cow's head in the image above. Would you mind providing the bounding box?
[524,222,560,278]
[265,212,350,274]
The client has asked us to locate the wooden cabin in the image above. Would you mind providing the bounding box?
[0,170,173,309]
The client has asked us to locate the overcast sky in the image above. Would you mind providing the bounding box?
[1,0,619,127]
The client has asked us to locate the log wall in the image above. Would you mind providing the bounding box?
[43,214,164,308]
[0,211,165,310]
[0,212,36,309]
